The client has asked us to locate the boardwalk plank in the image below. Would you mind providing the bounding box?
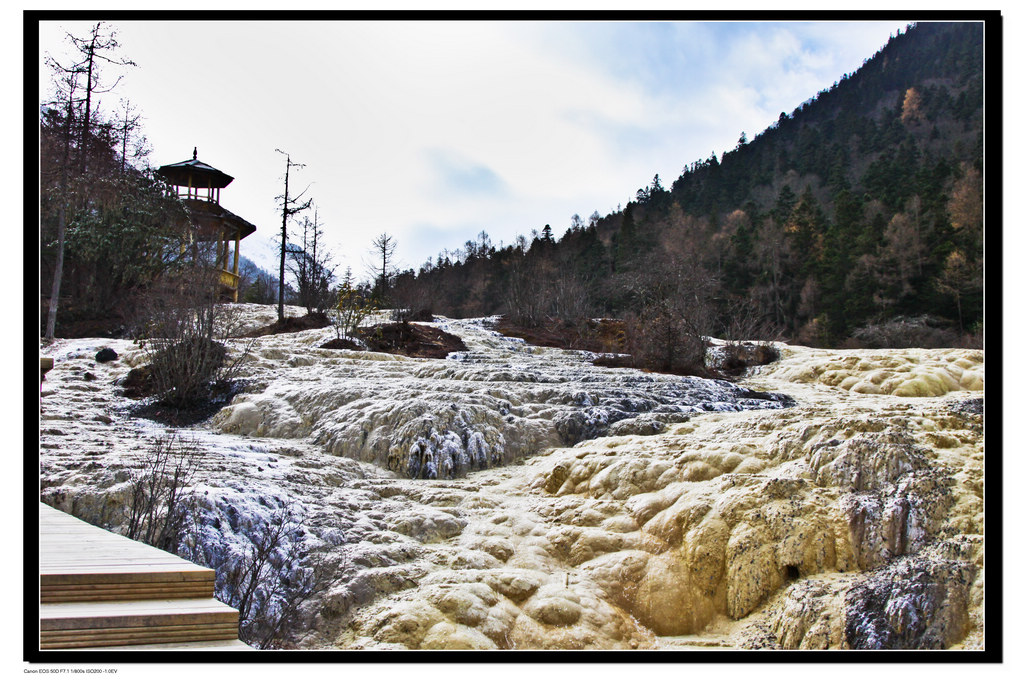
[37,503,250,651]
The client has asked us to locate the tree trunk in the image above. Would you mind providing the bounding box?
[44,206,67,340]
[278,158,290,323]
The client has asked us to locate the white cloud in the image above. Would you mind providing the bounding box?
[36,18,906,278]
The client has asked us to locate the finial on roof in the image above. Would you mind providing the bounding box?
[193,147,197,160]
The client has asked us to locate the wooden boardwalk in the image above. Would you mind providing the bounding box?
[38,503,251,651]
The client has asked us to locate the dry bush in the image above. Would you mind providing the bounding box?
[504,258,546,327]
[132,261,252,409]
[217,506,327,649]
[390,271,434,324]
[961,320,984,349]
[122,433,201,552]
[851,315,959,348]
[713,342,781,376]
[621,306,707,375]
[615,256,718,376]
[721,297,781,343]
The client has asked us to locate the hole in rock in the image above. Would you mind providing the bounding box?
[785,565,800,581]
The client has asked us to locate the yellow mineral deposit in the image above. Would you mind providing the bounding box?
[38,307,985,650]
[330,343,984,650]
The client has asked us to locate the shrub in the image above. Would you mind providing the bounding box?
[850,315,959,348]
[132,263,251,409]
[215,505,327,649]
[622,307,708,375]
[712,342,781,376]
[122,433,201,552]
[330,274,376,340]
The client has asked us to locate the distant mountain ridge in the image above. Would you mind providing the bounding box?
[393,21,989,349]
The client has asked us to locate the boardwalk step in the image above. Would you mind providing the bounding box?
[38,504,250,651]
[74,639,253,651]
[41,626,241,649]
[40,504,216,603]
[42,584,214,603]
[40,598,239,649]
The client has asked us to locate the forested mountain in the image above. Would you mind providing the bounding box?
[392,21,986,353]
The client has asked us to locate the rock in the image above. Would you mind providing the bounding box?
[578,550,650,612]
[709,342,781,375]
[634,549,718,635]
[217,401,262,435]
[844,544,976,649]
[120,365,153,398]
[373,601,446,647]
[95,347,118,363]
[808,430,928,491]
[386,508,467,543]
[483,570,543,603]
[522,586,583,626]
[948,397,983,416]
[608,416,666,437]
[320,338,361,350]
[763,574,858,649]
[419,621,498,649]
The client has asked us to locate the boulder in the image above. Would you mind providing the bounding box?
[95,347,118,363]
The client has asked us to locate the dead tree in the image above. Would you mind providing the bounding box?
[274,149,312,322]
[287,207,335,314]
[370,232,397,304]
[42,22,134,340]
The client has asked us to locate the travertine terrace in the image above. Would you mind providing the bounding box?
[38,305,985,650]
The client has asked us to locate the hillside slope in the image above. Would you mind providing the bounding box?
[397,21,987,348]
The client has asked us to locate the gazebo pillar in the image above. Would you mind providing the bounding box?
[233,228,241,303]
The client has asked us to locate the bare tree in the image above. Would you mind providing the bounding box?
[947,164,983,258]
[287,207,335,314]
[114,98,149,173]
[752,217,793,330]
[41,67,78,343]
[42,22,134,340]
[133,254,253,410]
[935,249,981,336]
[370,232,397,304]
[68,22,136,174]
[217,506,327,649]
[122,433,202,552]
[274,149,313,322]
[618,254,719,375]
[504,255,546,326]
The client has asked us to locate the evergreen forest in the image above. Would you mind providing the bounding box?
[389,21,986,358]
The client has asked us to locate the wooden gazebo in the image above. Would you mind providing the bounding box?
[156,149,257,302]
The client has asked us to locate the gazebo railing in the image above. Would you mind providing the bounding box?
[219,269,239,291]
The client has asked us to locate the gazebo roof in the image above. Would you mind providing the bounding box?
[183,199,257,240]
[156,149,234,189]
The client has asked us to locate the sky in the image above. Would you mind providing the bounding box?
[35,17,913,280]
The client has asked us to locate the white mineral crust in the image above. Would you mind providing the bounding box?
[38,305,985,650]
